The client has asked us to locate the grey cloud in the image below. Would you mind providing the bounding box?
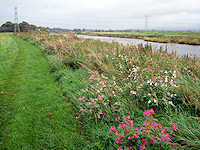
[0,0,199,30]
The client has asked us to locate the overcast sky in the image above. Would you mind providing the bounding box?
[0,0,200,30]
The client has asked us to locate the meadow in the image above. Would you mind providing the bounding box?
[12,31,200,150]
[81,31,200,45]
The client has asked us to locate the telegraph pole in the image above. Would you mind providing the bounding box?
[145,15,148,30]
[14,7,20,32]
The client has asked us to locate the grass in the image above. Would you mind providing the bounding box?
[0,33,86,149]
[14,31,200,150]
[80,31,200,45]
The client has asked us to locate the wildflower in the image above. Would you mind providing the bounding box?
[87,102,91,105]
[109,126,116,133]
[117,146,123,150]
[166,133,171,141]
[173,125,178,132]
[89,75,95,79]
[151,136,156,141]
[143,109,154,118]
[130,90,136,95]
[148,140,155,145]
[161,136,165,142]
[143,121,148,126]
[135,127,139,131]
[133,134,138,138]
[127,136,132,140]
[129,120,133,125]
[123,116,126,121]
[171,146,178,149]
[139,145,145,150]
[115,137,122,144]
[80,108,84,111]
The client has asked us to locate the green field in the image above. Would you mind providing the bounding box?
[0,33,86,149]
[81,31,200,45]
[1,32,200,150]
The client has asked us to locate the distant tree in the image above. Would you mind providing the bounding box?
[0,21,14,32]
[37,26,48,32]
[73,28,81,32]
[29,24,37,31]
[18,21,37,32]
[19,21,30,32]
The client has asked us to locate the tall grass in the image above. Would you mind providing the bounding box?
[15,31,200,149]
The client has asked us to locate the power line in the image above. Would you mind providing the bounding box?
[14,6,20,32]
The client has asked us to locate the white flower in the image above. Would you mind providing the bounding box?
[169,101,173,105]
[147,79,153,85]
[165,76,168,82]
[148,100,151,104]
[130,90,136,95]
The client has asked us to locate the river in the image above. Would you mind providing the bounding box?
[76,34,200,58]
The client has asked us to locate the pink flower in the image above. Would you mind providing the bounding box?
[143,121,148,126]
[166,133,171,141]
[118,116,120,120]
[151,136,156,141]
[161,136,165,142]
[143,109,154,117]
[80,108,83,111]
[97,114,100,119]
[129,120,133,125]
[173,126,178,132]
[133,134,138,138]
[139,145,145,150]
[115,137,122,144]
[169,121,172,125]
[89,75,95,79]
[87,102,91,105]
[171,146,177,149]
[161,127,166,133]
[127,136,132,140]
[117,146,123,150]
[135,127,139,131]
[100,111,103,115]
[123,116,126,121]
[109,126,116,133]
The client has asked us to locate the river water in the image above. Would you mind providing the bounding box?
[76,34,200,58]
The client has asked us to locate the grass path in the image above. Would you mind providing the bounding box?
[0,34,85,149]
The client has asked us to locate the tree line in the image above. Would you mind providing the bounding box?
[0,21,48,32]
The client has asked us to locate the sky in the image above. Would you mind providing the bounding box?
[0,0,200,31]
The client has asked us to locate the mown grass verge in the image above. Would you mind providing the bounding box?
[0,33,86,149]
